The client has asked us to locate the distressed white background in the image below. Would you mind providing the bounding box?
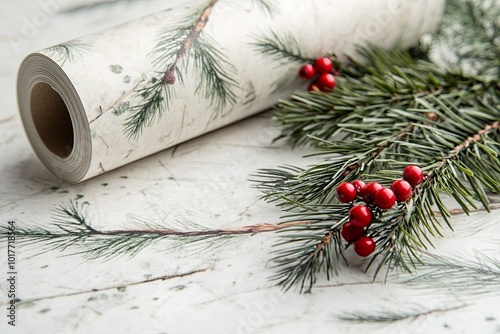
[1,1,499,333]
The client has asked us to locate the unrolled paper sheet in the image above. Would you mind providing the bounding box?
[17,0,445,183]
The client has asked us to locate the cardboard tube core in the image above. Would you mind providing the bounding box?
[30,82,74,158]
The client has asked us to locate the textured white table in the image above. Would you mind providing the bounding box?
[1,1,499,333]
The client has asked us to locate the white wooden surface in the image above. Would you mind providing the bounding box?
[1,1,500,333]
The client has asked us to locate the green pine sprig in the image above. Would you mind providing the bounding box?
[401,252,500,295]
[0,201,305,260]
[253,42,499,292]
[250,0,279,16]
[335,304,467,324]
[0,201,235,260]
[44,40,90,66]
[333,303,467,325]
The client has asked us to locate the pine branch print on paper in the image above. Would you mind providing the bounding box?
[44,40,91,66]
[123,0,239,139]
[431,0,500,78]
[253,43,500,292]
[252,30,315,92]
[0,200,304,260]
[250,0,279,16]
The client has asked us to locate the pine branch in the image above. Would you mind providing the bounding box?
[258,115,499,291]
[123,78,167,138]
[401,252,500,295]
[0,201,309,260]
[334,304,468,324]
[272,47,497,147]
[123,0,239,138]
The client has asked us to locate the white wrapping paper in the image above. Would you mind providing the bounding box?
[17,0,445,183]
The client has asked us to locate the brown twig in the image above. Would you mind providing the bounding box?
[98,220,312,237]
[453,121,499,153]
[163,0,218,83]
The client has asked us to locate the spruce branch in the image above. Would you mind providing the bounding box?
[253,44,500,292]
[272,46,498,147]
[0,201,308,260]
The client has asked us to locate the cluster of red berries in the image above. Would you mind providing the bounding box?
[298,57,337,92]
[335,165,424,257]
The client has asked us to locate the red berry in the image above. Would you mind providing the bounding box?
[341,222,365,243]
[349,205,373,228]
[403,165,424,186]
[354,236,376,257]
[374,188,396,209]
[308,82,320,92]
[316,73,336,91]
[336,182,357,203]
[391,180,413,202]
[351,180,366,196]
[314,57,333,74]
[362,182,383,204]
[299,64,316,79]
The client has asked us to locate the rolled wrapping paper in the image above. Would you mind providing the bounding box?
[17,0,445,183]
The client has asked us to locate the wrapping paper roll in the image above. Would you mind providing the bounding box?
[17,0,445,183]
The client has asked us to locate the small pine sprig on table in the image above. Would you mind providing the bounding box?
[253,0,500,291]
